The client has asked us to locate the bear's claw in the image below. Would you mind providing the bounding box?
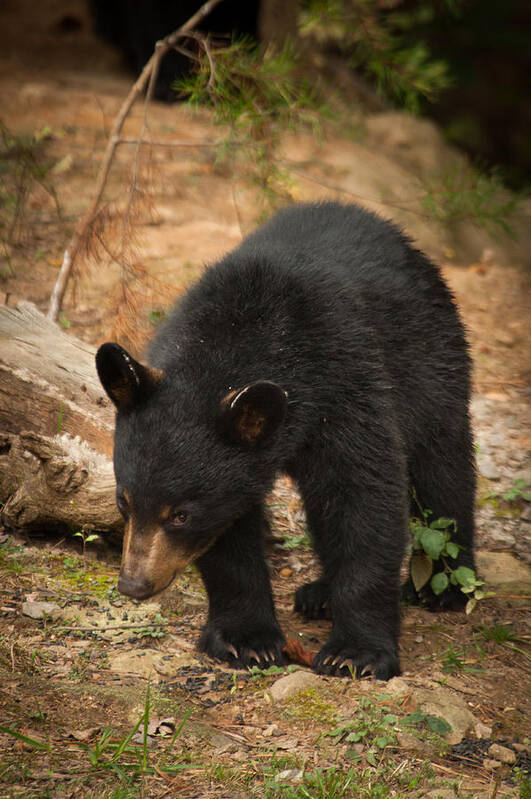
[312,638,400,681]
[198,624,285,669]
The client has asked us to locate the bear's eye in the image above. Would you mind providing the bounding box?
[116,491,129,520]
[170,509,189,527]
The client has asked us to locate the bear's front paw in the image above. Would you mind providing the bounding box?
[294,580,332,619]
[198,624,285,669]
[312,637,401,681]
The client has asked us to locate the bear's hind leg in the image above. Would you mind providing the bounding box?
[294,435,408,680]
[295,579,332,619]
[406,429,476,610]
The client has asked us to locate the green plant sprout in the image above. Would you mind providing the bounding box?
[409,494,493,613]
[73,525,101,564]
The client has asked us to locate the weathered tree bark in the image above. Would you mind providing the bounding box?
[0,302,122,535]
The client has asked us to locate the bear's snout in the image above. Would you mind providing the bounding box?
[117,572,155,600]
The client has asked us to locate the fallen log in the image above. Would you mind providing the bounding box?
[0,302,122,535]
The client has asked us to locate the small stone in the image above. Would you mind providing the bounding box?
[276,769,303,782]
[263,723,279,737]
[483,758,501,770]
[22,601,62,620]
[487,743,516,764]
[488,530,516,547]
[478,456,501,481]
[396,731,430,754]
[475,722,492,739]
[269,670,323,701]
[288,555,304,573]
[274,737,299,750]
[414,634,423,643]
[385,677,410,695]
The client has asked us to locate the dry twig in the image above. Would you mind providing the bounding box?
[47,0,225,322]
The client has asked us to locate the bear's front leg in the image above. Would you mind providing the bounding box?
[310,563,402,680]
[196,505,285,669]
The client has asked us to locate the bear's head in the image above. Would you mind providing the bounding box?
[96,342,288,599]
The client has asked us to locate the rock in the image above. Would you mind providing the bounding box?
[487,743,516,764]
[269,670,323,701]
[396,731,431,755]
[288,554,304,572]
[276,769,304,782]
[483,758,501,770]
[385,677,410,696]
[146,717,176,737]
[521,506,531,523]
[22,601,62,620]
[475,722,492,739]
[274,736,299,750]
[476,551,531,597]
[110,649,165,680]
[263,723,279,737]
[415,686,477,745]
[478,456,501,481]
[487,529,516,548]
[109,648,200,680]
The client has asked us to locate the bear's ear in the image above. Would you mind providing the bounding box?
[218,381,288,446]
[95,342,163,413]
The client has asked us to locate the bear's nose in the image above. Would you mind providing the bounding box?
[117,573,154,600]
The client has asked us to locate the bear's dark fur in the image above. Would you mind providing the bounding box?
[96,202,476,680]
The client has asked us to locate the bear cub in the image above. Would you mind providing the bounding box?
[96,202,476,680]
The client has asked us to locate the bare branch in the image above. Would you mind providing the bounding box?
[47,0,225,322]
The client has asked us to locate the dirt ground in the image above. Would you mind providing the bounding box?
[0,3,530,798]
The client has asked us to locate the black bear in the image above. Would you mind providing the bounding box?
[96,202,476,680]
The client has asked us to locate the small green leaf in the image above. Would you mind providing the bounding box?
[452,566,477,587]
[366,749,377,766]
[420,528,446,559]
[410,552,433,591]
[445,542,460,559]
[426,715,452,735]
[430,517,455,530]
[430,572,449,595]
[465,597,477,614]
[376,735,392,749]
